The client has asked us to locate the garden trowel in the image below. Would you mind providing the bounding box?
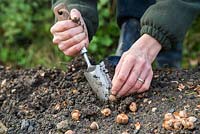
[54,3,112,101]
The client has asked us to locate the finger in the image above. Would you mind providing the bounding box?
[63,39,86,56]
[116,59,145,97]
[114,53,126,76]
[58,32,86,51]
[111,56,124,85]
[116,68,137,97]
[70,9,89,46]
[119,58,147,97]
[53,25,84,44]
[131,65,150,92]
[111,56,135,96]
[111,53,127,92]
[70,9,81,21]
[124,68,149,97]
[137,70,153,93]
[50,20,78,34]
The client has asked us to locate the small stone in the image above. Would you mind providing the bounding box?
[54,103,61,111]
[178,95,183,99]
[21,119,29,130]
[72,88,78,94]
[65,130,75,134]
[27,125,34,133]
[0,65,4,70]
[72,68,76,72]
[183,104,190,110]
[161,98,166,101]
[40,72,45,77]
[11,89,16,93]
[196,104,200,109]
[1,79,6,88]
[0,94,6,101]
[143,98,148,103]
[57,120,69,132]
[152,107,157,112]
[168,108,175,113]
[178,83,185,91]
[62,101,68,107]
[0,121,7,134]
[186,81,194,88]
[122,131,129,134]
[171,81,179,84]
[90,122,99,130]
[154,74,159,78]
[148,100,152,104]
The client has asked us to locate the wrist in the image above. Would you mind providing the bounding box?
[134,34,162,63]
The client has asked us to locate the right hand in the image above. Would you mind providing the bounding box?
[50,9,89,56]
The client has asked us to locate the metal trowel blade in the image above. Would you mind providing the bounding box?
[84,61,112,101]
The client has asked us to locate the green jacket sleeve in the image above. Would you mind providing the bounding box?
[141,0,200,49]
[53,0,98,41]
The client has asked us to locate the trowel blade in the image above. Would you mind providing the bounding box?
[84,61,112,101]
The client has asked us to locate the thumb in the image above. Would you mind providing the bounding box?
[70,9,81,21]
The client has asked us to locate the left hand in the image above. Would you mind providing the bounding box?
[111,34,162,97]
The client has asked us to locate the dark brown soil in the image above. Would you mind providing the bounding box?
[0,57,200,134]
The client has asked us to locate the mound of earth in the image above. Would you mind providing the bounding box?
[0,57,199,134]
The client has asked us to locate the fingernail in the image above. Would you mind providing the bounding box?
[53,39,59,44]
[58,44,64,50]
[80,43,84,49]
[111,90,116,95]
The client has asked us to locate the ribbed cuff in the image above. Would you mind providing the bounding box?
[140,25,172,50]
[82,17,94,41]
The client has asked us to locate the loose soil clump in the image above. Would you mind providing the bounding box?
[0,57,199,134]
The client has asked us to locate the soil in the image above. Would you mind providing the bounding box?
[0,56,200,134]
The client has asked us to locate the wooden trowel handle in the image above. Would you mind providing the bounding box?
[53,3,80,24]
[53,3,70,21]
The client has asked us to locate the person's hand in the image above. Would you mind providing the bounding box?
[111,34,162,97]
[50,9,89,56]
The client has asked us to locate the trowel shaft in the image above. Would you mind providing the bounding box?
[81,47,92,68]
